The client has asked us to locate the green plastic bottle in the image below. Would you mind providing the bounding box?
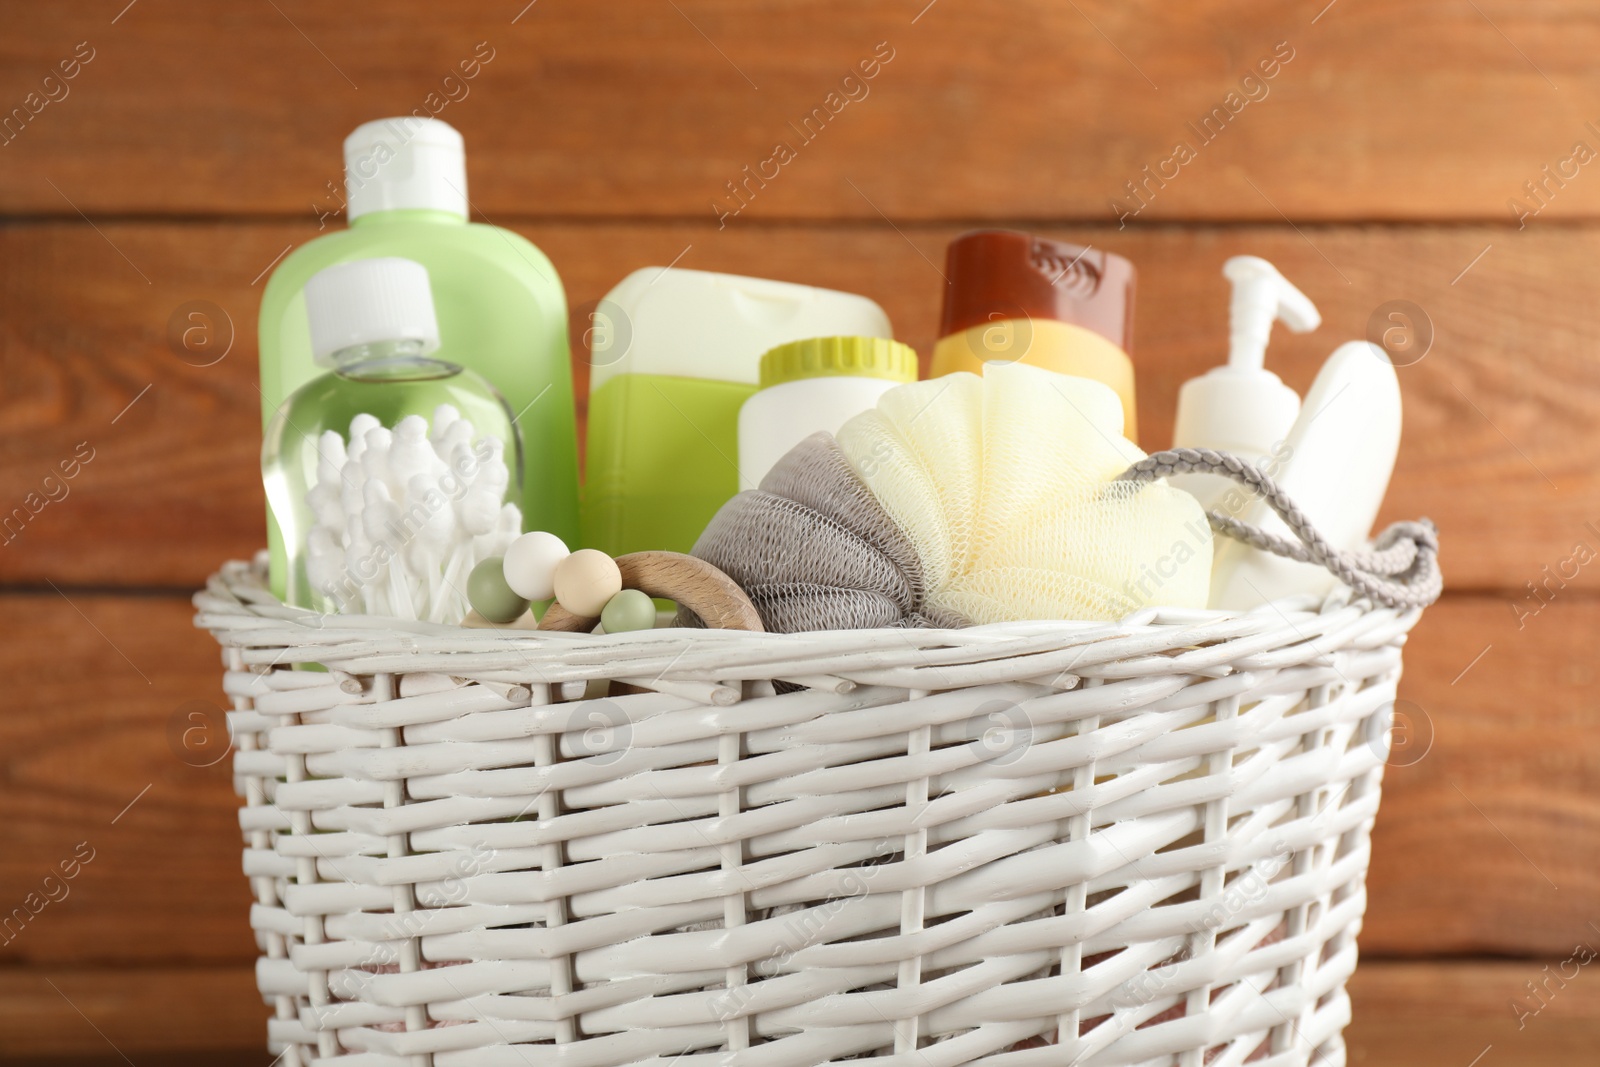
[258,117,577,599]
[584,267,893,557]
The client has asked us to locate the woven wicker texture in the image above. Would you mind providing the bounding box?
[198,556,1419,1067]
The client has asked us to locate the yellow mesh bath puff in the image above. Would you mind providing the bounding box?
[692,363,1211,631]
[833,373,983,594]
[940,480,1212,624]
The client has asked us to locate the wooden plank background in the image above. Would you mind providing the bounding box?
[3,0,1597,1061]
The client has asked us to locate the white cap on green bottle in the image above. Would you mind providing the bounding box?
[304,258,441,366]
[343,117,468,221]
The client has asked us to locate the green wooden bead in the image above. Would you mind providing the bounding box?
[600,588,656,633]
[468,556,530,624]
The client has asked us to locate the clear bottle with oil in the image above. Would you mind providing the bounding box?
[262,257,520,608]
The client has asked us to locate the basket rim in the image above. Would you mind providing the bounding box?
[196,555,1423,689]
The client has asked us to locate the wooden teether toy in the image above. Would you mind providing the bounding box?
[538,551,763,633]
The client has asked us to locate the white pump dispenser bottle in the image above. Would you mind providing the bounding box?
[1170,256,1321,512]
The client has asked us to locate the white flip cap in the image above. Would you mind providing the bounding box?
[343,117,468,221]
[305,257,441,366]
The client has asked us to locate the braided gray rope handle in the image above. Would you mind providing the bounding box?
[1118,447,1442,609]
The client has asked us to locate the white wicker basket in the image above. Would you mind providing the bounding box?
[197,554,1422,1067]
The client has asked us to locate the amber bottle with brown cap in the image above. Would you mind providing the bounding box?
[929,230,1139,440]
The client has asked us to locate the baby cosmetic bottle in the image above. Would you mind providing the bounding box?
[929,230,1139,440]
[258,117,578,587]
[262,258,519,608]
[583,268,892,556]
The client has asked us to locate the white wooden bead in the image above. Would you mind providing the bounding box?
[503,531,570,601]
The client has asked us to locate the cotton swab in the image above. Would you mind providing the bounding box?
[392,414,445,484]
[406,473,457,623]
[308,431,348,535]
[360,426,395,494]
[304,410,520,623]
[429,403,461,446]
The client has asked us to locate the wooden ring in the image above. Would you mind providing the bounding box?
[536,551,764,633]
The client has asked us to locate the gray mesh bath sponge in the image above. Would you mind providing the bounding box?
[685,433,954,632]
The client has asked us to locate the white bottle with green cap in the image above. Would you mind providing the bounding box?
[738,336,918,488]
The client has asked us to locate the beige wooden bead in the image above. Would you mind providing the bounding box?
[551,548,623,617]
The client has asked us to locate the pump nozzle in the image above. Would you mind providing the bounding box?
[1170,255,1319,511]
[1223,256,1320,372]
